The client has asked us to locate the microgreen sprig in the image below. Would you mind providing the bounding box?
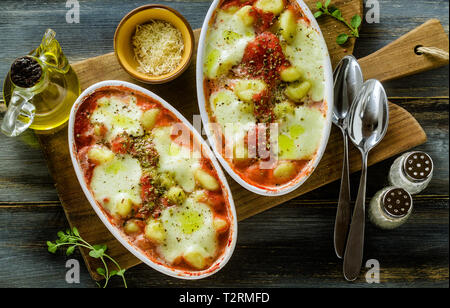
[47,227,127,288]
[314,0,362,45]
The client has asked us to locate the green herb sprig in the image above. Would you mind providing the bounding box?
[314,0,362,45]
[47,227,127,288]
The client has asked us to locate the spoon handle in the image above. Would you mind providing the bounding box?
[343,152,368,281]
[334,129,351,259]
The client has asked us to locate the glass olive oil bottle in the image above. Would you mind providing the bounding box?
[1,29,80,136]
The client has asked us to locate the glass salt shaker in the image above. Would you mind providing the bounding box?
[369,187,413,230]
[388,151,433,195]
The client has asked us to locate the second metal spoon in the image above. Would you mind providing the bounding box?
[332,55,363,259]
[343,79,389,281]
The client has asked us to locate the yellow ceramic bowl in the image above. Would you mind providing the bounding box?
[114,5,194,84]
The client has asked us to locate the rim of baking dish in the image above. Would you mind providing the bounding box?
[195,0,334,196]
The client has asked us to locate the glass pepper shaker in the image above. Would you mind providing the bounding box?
[388,151,433,195]
[369,187,413,230]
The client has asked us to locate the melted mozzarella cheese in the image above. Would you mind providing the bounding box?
[277,106,325,160]
[210,89,255,147]
[204,10,255,79]
[152,126,201,192]
[91,95,144,142]
[158,195,218,264]
[282,20,326,102]
[90,154,142,216]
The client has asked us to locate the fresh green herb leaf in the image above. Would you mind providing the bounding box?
[351,14,362,29]
[116,269,126,277]
[72,227,80,237]
[331,9,342,20]
[89,249,104,259]
[314,1,361,46]
[46,227,127,288]
[93,244,107,253]
[66,245,76,256]
[97,267,106,276]
[47,241,57,254]
[57,231,66,240]
[314,11,323,18]
[109,270,118,277]
[67,237,78,244]
[336,33,349,45]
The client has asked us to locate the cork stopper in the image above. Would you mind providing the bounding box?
[403,152,433,182]
[382,188,413,218]
[10,56,42,88]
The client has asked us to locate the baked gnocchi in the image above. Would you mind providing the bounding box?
[202,0,329,191]
[73,86,235,273]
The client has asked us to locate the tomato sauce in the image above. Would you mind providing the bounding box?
[249,8,276,33]
[74,94,97,149]
[240,32,289,86]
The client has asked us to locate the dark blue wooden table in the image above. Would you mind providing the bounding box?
[0,0,448,288]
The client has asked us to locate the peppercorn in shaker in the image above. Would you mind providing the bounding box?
[388,151,433,195]
[369,187,413,230]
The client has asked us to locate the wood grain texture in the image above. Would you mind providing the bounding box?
[0,0,448,288]
[1,196,447,287]
[36,21,433,280]
[358,19,449,82]
[1,0,448,202]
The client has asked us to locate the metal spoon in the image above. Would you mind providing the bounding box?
[343,79,389,281]
[332,55,363,259]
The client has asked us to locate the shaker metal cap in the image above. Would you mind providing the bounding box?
[382,188,413,218]
[403,151,433,182]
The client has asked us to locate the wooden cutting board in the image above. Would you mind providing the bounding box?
[37,0,449,280]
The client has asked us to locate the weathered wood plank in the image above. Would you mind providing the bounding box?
[2,97,447,202]
[0,0,448,97]
[0,0,448,201]
[0,196,447,287]
[353,0,449,97]
[358,19,449,83]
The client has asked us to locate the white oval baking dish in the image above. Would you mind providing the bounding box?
[196,0,334,196]
[68,80,237,279]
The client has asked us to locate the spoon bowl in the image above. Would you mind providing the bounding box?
[333,55,364,127]
[347,79,389,152]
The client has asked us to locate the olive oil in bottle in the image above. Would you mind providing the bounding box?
[1,29,80,136]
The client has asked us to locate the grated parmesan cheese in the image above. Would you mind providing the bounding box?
[132,20,184,76]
